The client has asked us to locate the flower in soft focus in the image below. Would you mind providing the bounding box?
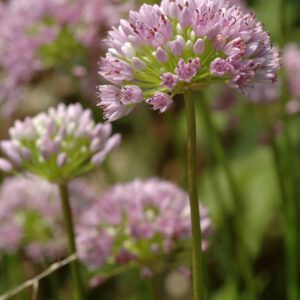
[283,44,300,110]
[0,175,96,262]
[247,82,279,103]
[0,0,128,116]
[76,178,212,274]
[97,0,280,121]
[283,44,300,99]
[0,103,120,183]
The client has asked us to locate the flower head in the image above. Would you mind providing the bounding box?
[0,176,96,262]
[97,0,280,121]
[0,103,120,183]
[76,178,212,273]
[0,0,128,117]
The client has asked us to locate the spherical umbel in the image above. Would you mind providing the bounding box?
[97,0,280,122]
[76,178,212,272]
[0,103,121,183]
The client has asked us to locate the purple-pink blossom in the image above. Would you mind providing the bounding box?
[146,92,173,113]
[210,58,234,77]
[0,176,96,262]
[0,103,121,182]
[0,0,127,117]
[76,178,212,273]
[97,0,280,121]
[161,73,179,91]
[175,58,201,82]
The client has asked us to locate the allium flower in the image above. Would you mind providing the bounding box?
[0,0,128,116]
[97,0,280,121]
[76,178,212,273]
[0,176,96,262]
[0,103,120,183]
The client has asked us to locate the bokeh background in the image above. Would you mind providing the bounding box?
[1,0,300,299]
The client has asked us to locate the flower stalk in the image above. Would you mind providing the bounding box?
[184,90,205,300]
[58,184,84,300]
[268,131,299,300]
[278,1,299,298]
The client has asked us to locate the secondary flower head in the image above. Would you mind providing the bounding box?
[97,0,280,121]
[0,0,128,117]
[0,103,121,183]
[0,175,96,262]
[76,178,212,274]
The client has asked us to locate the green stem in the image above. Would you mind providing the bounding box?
[6,254,27,300]
[148,277,159,300]
[137,276,156,300]
[198,94,255,299]
[44,263,63,300]
[184,91,205,300]
[268,132,298,300]
[58,184,84,300]
[278,1,299,297]
[284,184,299,300]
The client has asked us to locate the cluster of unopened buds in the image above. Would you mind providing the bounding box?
[0,103,120,182]
[97,0,280,121]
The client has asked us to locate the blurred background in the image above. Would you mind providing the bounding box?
[1,0,300,299]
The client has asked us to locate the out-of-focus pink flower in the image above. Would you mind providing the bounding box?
[0,103,121,182]
[0,175,96,262]
[77,178,212,273]
[283,44,300,99]
[0,0,128,117]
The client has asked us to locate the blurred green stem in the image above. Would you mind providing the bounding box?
[58,184,84,300]
[268,130,299,300]
[184,91,205,300]
[44,264,62,300]
[198,94,255,300]
[148,277,160,300]
[137,276,156,300]
[283,179,299,300]
[6,254,27,300]
[278,1,299,297]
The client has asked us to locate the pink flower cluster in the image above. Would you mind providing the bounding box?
[0,176,95,263]
[0,0,125,116]
[76,178,212,273]
[97,0,280,121]
[0,103,121,182]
